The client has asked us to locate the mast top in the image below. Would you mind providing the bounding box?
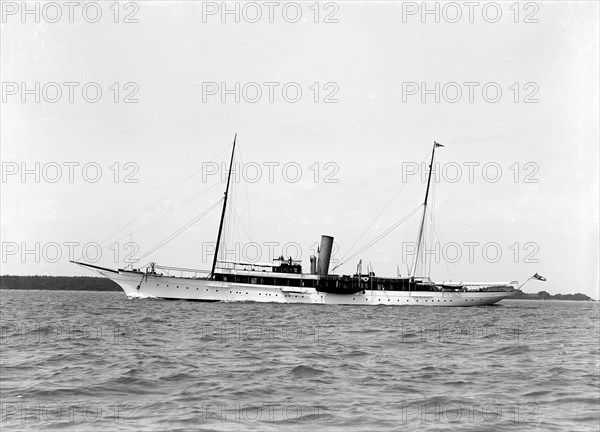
[423,141,443,206]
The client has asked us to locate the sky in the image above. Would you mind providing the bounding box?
[1,1,598,299]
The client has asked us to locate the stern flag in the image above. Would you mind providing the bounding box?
[435,142,444,148]
[533,273,547,281]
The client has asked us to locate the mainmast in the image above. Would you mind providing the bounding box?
[410,141,443,278]
[211,134,237,279]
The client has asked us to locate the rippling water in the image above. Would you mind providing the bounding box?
[1,290,598,431]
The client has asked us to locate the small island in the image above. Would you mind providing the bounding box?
[0,275,596,301]
[510,290,594,301]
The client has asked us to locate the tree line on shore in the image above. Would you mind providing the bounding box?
[510,289,593,301]
[0,275,121,291]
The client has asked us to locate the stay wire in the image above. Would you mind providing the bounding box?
[75,182,223,262]
[96,142,232,249]
[339,153,430,264]
[136,198,223,263]
[331,203,423,273]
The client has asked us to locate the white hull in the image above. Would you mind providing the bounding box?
[90,266,514,307]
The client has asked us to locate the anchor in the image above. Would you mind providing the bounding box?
[136,263,152,290]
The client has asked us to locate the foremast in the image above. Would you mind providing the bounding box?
[410,141,443,279]
[210,134,237,279]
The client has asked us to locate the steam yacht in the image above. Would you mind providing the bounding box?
[74,137,517,306]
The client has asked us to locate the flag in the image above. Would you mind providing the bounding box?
[533,273,547,281]
[435,142,444,148]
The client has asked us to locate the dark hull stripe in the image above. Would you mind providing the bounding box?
[159,297,221,302]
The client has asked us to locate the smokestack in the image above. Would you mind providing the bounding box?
[310,255,317,275]
[317,235,334,276]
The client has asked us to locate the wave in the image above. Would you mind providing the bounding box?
[290,365,326,378]
[127,292,158,300]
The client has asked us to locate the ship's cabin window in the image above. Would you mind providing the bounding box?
[234,275,249,284]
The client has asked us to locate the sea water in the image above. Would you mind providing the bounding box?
[1,290,598,431]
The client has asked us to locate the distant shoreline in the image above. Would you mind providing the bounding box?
[0,275,595,301]
[0,275,121,291]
